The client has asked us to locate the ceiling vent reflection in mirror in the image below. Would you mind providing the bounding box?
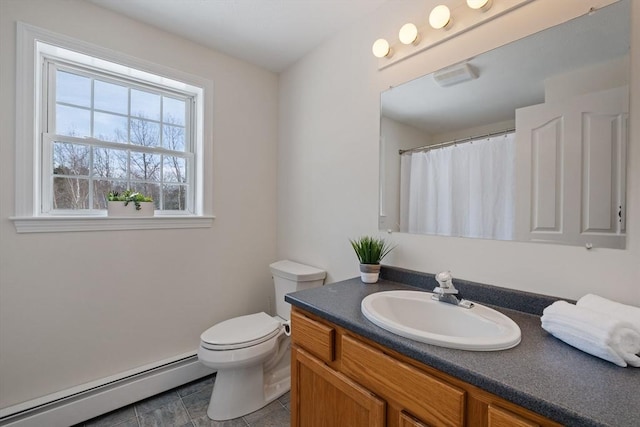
[372,0,533,69]
[433,63,478,87]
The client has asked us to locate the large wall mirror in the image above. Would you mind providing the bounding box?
[379,0,629,249]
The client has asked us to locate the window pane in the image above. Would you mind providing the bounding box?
[163,125,185,151]
[56,104,91,137]
[94,80,128,114]
[130,151,160,181]
[93,147,128,179]
[94,112,128,142]
[163,97,185,125]
[131,183,160,208]
[56,71,91,107]
[163,156,186,182]
[131,89,160,120]
[93,180,127,209]
[53,177,89,209]
[53,142,89,176]
[130,119,160,147]
[43,55,198,214]
[163,185,186,210]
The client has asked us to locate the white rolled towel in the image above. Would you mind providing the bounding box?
[577,294,640,332]
[541,301,640,367]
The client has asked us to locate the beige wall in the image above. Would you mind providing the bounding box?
[278,0,639,302]
[0,0,278,409]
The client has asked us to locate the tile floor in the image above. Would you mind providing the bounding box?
[73,374,291,427]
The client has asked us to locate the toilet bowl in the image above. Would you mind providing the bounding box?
[198,260,326,421]
[198,312,290,420]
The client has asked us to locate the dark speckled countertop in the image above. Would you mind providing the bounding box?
[285,268,640,427]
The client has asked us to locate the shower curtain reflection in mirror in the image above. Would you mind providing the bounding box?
[400,132,516,240]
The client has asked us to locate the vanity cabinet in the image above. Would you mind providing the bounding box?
[290,307,562,427]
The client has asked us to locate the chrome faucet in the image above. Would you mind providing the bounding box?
[432,271,474,309]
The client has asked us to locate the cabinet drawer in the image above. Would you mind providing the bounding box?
[488,405,540,427]
[341,335,465,427]
[291,310,335,363]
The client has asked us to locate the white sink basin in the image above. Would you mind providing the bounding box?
[361,290,521,351]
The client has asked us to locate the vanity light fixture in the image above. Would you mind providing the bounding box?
[372,0,532,69]
[467,0,493,12]
[399,23,420,45]
[429,5,452,30]
[372,38,392,58]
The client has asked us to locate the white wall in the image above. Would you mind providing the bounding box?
[380,116,430,232]
[0,0,278,409]
[430,119,516,145]
[544,55,629,102]
[278,0,640,303]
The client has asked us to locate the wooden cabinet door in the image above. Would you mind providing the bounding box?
[488,405,540,427]
[291,347,385,427]
[400,411,430,427]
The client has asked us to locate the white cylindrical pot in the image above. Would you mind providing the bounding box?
[359,264,381,284]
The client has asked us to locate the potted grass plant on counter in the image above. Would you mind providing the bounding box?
[350,236,396,283]
[107,190,154,217]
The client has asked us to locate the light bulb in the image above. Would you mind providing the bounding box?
[399,23,419,45]
[372,38,391,58]
[467,0,492,12]
[429,5,452,30]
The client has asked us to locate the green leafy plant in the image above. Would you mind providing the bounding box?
[108,190,153,211]
[349,236,396,265]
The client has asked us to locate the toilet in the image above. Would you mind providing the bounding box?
[197,260,326,421]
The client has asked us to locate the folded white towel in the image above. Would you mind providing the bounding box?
[577,294,640,332]
[541,301,640,367]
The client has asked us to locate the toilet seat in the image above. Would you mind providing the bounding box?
[200,312,282,351]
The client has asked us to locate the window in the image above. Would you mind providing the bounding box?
[44,63,193,213]
[13,23,214,232]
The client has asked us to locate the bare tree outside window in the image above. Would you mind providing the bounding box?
[162,115,187,210]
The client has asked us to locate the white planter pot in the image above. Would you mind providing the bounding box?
[359,264,381,284]
[107,201,154,217]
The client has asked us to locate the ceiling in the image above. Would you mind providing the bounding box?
[88,0,389,72]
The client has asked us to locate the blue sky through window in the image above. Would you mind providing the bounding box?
[54,69,187,145]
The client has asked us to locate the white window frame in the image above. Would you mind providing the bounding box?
[12,23,214,233]
[42,60,196,215]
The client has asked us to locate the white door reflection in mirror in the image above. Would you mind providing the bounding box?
[515,86,627,249]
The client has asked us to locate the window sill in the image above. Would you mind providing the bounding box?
[10,215,215,233]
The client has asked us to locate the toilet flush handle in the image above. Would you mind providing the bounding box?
[283,320,291,336]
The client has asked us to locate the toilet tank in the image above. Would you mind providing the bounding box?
[270,260,326,320]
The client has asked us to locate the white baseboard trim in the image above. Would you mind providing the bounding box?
[0,352,215,427]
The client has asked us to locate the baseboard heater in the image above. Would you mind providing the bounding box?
[0,351,214,427]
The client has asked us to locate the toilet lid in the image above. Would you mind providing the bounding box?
[200,312,281,350]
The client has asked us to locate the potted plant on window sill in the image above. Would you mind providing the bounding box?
[107,190,154,217]
[349,236,396,284]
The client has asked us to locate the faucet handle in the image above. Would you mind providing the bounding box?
[436,271,452,286]
[434,271,458,294]
[432,271,473,308]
